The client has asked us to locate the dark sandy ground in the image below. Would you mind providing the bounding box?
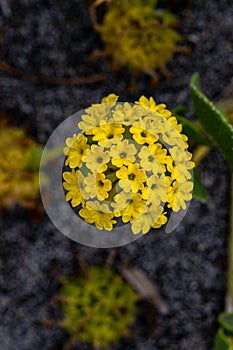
[0,0,232,349]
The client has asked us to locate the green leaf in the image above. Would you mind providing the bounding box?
[190,73,233,171]
[218,313,233,336]
[174,113,212,146]
[172,105,189,117]
[192,168,209,203]
[214,328,233,350]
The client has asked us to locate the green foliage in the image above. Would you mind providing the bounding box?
[96,0,181,77]
[60,266,138,348]
[192,169,209,203]
[215,328,233,350]
[172,105,211,203]
[218,313,233,336]
[190,73,233,171]
[173,73,233,202]
[215,313,233,350]
[0,126,41,209]
[173,107,212,146]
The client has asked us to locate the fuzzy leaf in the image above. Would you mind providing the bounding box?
[193,169,209,203]
[190,73,233,171]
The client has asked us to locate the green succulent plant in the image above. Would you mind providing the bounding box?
[92,0,182,80]
[59,266,138,348]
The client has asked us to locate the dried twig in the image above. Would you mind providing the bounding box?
[0,60,105,86]
[121,265,169,315]
[105,249,117,268]
[89,1,104,32]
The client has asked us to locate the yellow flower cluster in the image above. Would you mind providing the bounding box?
[0,126,40,209]
[93,0,181,79]
[62,94,194,234]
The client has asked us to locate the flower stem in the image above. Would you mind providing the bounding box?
[226,173,233,312]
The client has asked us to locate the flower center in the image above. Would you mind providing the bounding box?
[148,155,154,162]
[128,173,135,180]
[97,156,103,163]
[120,152,127,158]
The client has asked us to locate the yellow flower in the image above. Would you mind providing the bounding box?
[169,165,187,185]
[168,146,194,182]
[169,146,194,164]
[155,118,188,148]
[145,174,167,204]
[167,116,182,133]
[78,107,107,133]
[130,126,158,144]
[111,191,133,212]
[83,144,110,173]
[76,171,90,200]
[78,94,126,134]
[2,146,28,170]
[64,134,90,168]
[140,185,149,201]
[167,180,193,212]
[101,93,119,103]
[110,140,137,167]
[116,163,146,192]
[63,170,84,207]
[138,146,162,173]
[79,202,116,231]
[161,123,181,146]
[167,116,188,143]
[135,96,172,118]
[112,103,138,125]
[84,172,112,200]
[148,143,173,172]
[63,93,194,234]
[64,133,77,155]
[0,126,42,209]
[130,115,160,141]
[153,211,168,229]
[78,95,118,133]
[89,123,125,146]
[131,204,164,234]
[112,192,145,223]
[0,170,11,194]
